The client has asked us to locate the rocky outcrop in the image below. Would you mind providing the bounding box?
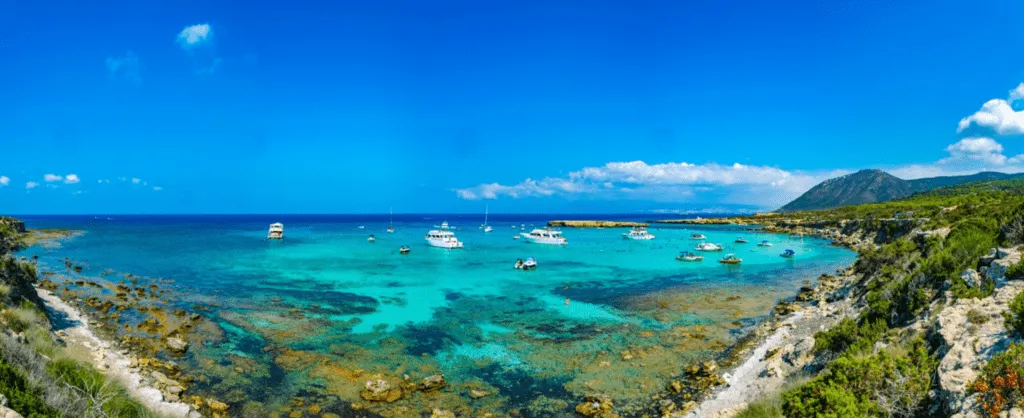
[0,394,24,418]
[938,247,1024,417]
[547,220,649,228]
[360,377,403,403]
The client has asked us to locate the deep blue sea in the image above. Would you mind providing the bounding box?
[17,214,857,416]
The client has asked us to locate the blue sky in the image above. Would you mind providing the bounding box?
[3,0,1024,214]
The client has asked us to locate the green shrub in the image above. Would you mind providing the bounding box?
[785,338,935,418]
[813,317,888,356]
[972,343,1024,417]
[1007,261,1024,281]
[1004,291,1024,337]
[736,395,784,418]
[0,359,58,417]
[968,309,990,325]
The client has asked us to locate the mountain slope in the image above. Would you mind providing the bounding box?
[778,170,1024,212]
[907,171,1024,192]
[779,169,913,212]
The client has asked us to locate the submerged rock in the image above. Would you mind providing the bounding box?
[165,337,188,354]
[419,374,447,391]
[575,396,618,417]
[361,378,403,403]
[469,389,490,399]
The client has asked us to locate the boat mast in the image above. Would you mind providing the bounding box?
[484,205,488,226]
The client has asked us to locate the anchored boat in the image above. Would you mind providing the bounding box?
[676,251,704,262]
[696,242,724,252]
[719,254,742,264]
[267,223,284,240]
[521,228,567,245]
[623,227,655,240]
[425,222,464,249]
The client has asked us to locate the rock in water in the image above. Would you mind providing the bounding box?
[165,337,188,354]
[361,378,403,402]
[419,374,447,391]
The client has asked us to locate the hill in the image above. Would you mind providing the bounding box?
[778,169,912,212]
[778,170,1024,212]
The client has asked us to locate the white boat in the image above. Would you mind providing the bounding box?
[757,240,773,247]
[368,235,376,243]
[676,251,704,262]
[425,222,464,249]
[696,242,724,251]
[513,234,520,240]
[358,225,365,229]
[521,228,567,245]
[387,207,395,233]
[623,227,655,240]
[515,257,537,270]
[691,233,707,240]
[483,205,493,233]
[267,222,284,239]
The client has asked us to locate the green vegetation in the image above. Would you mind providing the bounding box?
[1004,290,1024,337]
[783,339,936,418]
[752,177,1024,417]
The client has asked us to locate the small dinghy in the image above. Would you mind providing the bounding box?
[757,240,773,247]
[368,235,376,243]
[513,234,521,240]
[735,237,748,243]
[780,249,795,258]
[719,254,742,264]
[514,257,537,270]
[676,251,704,262]
[691,233,707,240]
[400,246,410,254]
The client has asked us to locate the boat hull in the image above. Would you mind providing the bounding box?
[522,237,567,245]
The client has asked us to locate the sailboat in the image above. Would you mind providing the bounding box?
[483,205,493,233]
[387,207,395,233]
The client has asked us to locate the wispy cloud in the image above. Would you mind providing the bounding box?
[176,23,212,49]
[0,176,8,187]
[98,179,110,184]
[43,174,63,182]
[25,182,38,190]
[64,174,80,184]
[454,160,829,207]
[153,186,163,191]
[105,51,141,83]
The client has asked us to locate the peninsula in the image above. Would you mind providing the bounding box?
[546,220,648,228]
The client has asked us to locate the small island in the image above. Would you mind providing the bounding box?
[546,220,649,228]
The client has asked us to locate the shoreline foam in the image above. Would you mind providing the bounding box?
[36,288,198,418]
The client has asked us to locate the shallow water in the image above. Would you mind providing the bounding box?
[18,214,856,416]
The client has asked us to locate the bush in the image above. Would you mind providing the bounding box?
[785,338,935,418]
[1005,291,1024,337]
[972,343,1024,417]
[813,317,888,356]
[0,359,58,418]
[1007,261,1024,281]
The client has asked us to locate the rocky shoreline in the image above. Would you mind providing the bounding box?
[36,288,200,418]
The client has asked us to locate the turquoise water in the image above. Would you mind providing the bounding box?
[19,215,856,416]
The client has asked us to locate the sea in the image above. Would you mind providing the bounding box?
[15,214,857,417]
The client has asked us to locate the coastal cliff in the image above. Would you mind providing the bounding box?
[689,178,1024,418]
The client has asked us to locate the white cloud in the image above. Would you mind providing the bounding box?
[131,177,142,184]
[98,179,110,184]
[177,23,212,49]
[0,176,8,186]
[940,137,1007,165]
[958,83,1024,135]
[153,186,163,191]
[25,182,38,190]
[1011,83,1024,102]
[43,174,62,182]
[454,160,826,207]
[105,52,141,82]
[64,174,80,184]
